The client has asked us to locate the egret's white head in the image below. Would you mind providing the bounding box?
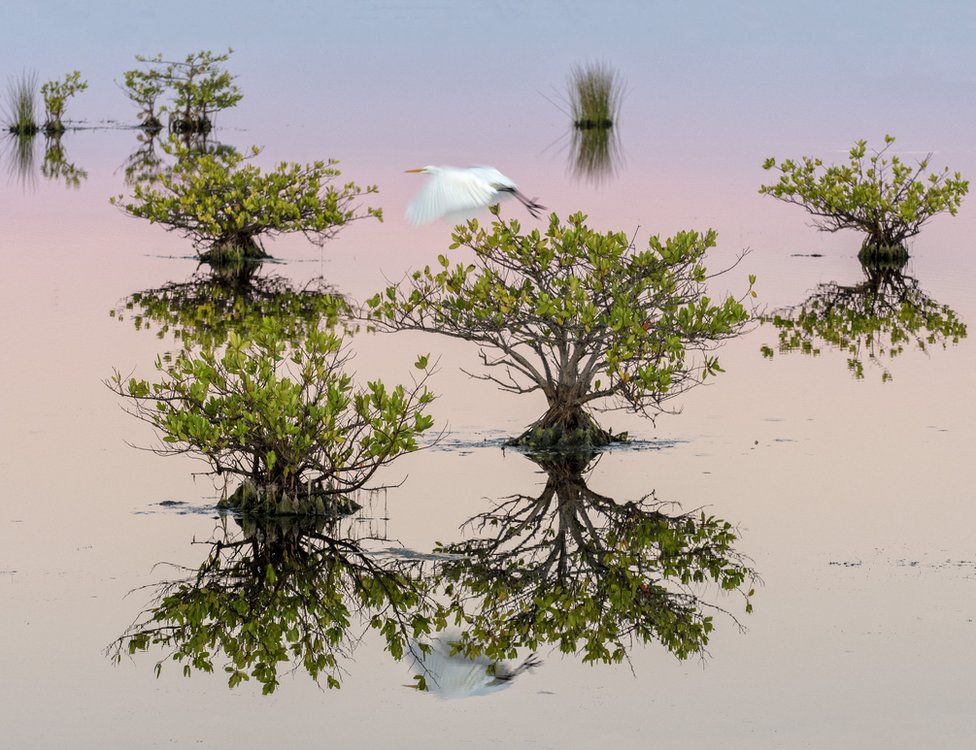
[405,166,439,174]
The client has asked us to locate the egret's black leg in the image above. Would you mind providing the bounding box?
[499,187,546,219]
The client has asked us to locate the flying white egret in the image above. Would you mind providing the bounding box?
[404,165,545,226]
[406,632,541,699]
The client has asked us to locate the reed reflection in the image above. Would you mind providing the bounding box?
[569,62,623,185]
[546,62,624,185]
[2,132,86,189]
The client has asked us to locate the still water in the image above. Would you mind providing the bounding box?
[2,2,976,748]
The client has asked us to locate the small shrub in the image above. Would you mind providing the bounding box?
[368,209,753,448]
[109,319,435,515]
[111,143,382,265]
[125,49,242,133]
[4,70,39,135]
[760,136,968,256]
[120,130,164,184]
[40,71,87,134]
[120,67,167,130]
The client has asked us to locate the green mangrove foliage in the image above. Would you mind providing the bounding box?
[111,266,348,348]
[4,70,39,135]
[434,453,756,666]
[109,319,435,514]
[762,260,967,381]
[123,49,242,132]
[39,71,87,134]
[111,514,440,693]
[760,136,968,258]
[368,210,753,449]
[120,67,167,131]
[111,144,381,265]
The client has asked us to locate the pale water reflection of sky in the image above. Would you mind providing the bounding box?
[3,4,976,749]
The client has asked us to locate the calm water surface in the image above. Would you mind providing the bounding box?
[2,3,976,748]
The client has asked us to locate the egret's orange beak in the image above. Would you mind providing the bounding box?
[404,168,424,173]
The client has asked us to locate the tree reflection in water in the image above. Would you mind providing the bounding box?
[2,132,86,189]
[111,262,348,349]
[763,259,967,380]
[112,454,756,695]
[41,135,87,187]
[433,452,756,670]
[111,506,439,694]
[120,131,239,187]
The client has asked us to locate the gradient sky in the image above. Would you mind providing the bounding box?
[4,1,976,147]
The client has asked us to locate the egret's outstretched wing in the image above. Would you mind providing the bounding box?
[406,169,496,226]
[468,166,516,190]
[408,635,506,699]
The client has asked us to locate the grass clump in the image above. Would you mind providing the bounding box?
[561,62,623,184]
[4,70,39,136]
[569,61,621,130]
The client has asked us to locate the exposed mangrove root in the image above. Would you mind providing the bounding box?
[198,235,269,268]
[857,242,910,265]
[506,404,628,452]
[169,116,213,134]
[219,480,362,517]
[139,116,163,133]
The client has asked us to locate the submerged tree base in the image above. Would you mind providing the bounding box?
[506,424,629,452]
[199,236,270,268]
[219,480,362,517]
[170,116,213,134]
[139,117,163,133]
[858,243,910,265]
[506,407,628,452]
